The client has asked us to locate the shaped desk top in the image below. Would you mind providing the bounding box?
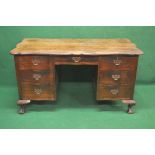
[10,38,143,55]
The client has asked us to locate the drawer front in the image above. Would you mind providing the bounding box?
[54,56,98,65]
[99,56,138,70]
[97,85,133,100]
[19,70,53,83]
[98,70,136,85]
[15,55,50,70]
[20,82,55,100]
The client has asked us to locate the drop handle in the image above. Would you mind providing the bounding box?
[72,56,81,63]
[33,74,42,80]
[32,58,40,65]
[112,74,120,80]
[113,57,122,66]
[110,89,119,95]
[34,88,42,95]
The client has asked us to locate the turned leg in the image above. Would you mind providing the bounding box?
[122,100,136,114]
[17,100,31,114]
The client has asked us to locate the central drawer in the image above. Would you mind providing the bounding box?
[54,55,98,65]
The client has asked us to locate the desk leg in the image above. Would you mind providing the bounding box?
[122,100,136,114]
[17,100,31,114]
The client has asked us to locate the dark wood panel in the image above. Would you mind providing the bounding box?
[97,84,134,100]
[15,55,50,70]
[18,69,53,83]
[99,55,138,70]
[20,82,56,100]
[96,55,138,100]
[98,70,136,85]
[15,55,57,101]
[16,55,49,62]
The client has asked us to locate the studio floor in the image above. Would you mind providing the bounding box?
[0,82,154,129]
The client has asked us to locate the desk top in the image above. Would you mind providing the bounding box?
[10,38,143,55]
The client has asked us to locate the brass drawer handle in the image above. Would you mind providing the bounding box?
[33,74,42,80]
[32,58,40,65]
[113,57,122,66]
[72,56,81,63]
[110,89,119,95]
[112,74,120,81]
[34,88,42,95]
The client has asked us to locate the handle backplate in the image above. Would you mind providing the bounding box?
[112,74,120,80]
[110,89,119,95]
[72,56,81,63]
[32,58,40,65]
[34,88,42,95]
[113,57,122,66]
[33,74,41,80]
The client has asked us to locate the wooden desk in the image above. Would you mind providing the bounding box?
[10,38,143,114]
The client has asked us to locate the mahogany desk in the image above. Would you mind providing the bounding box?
[10,38,143,114]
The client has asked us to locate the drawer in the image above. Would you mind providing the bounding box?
[15,55,50,70]
[54,55,98,65]
[99,55,138,70]
[20,82,55,100]
[19,69,53,83]
[97,84,133,100]
[98,70,136,85]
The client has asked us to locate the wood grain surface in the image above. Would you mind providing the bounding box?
[10,38,143,55]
